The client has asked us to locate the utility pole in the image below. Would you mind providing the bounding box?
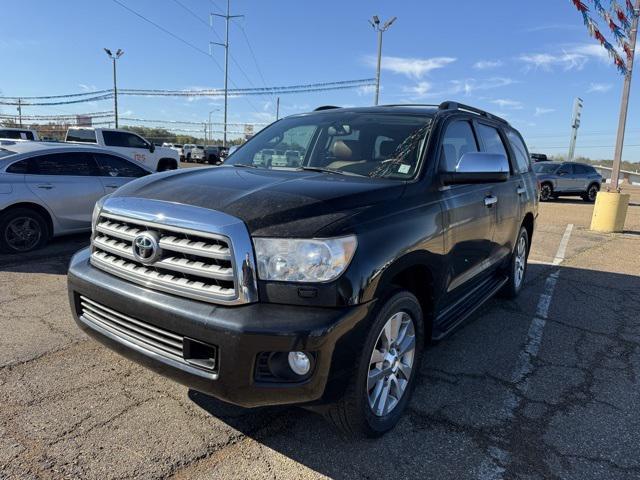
[17,98,23,127]
[210,1,243,148]
[369,15,397,105]
[567,97,583,161]
[104,48,124,128]
[610,0,639,191]
[276,97,280,120]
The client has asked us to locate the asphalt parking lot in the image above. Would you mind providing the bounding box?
[1,187,640,480]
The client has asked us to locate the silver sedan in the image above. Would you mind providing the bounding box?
[0,140,152,253]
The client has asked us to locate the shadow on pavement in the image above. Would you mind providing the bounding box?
[185,263,640,479]
[0,233,89,275]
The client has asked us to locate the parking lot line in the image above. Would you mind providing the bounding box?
[478,224,573,480]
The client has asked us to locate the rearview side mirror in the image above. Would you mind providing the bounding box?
[148,143,155,153]
[440,152,510,185]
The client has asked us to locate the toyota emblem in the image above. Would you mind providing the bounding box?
[132,231,161,264]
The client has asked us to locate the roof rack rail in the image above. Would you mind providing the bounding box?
[438,101,508,124]
[314,105,340,111]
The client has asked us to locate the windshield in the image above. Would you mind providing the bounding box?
[533,163,560,174]
[225,112,433,180]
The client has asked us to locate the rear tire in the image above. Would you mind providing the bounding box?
[324,290,424,438]
[500,226,529,299]
[582,183,599,202]
[0,207,49,254]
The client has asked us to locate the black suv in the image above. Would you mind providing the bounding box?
[68,102,538,437]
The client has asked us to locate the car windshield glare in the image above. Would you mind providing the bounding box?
[225,112,433,180]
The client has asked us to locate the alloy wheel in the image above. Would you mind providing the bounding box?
[540,185,552,201]
[588,186,598,201]
[514,234,527,290]
[367,311,416,417]
[5,216,42,252]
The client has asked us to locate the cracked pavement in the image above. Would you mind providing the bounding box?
[1,191,639,480]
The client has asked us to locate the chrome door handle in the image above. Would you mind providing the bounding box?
[36,184,53,190]
[516,186,526,195]
[484,195,498,207]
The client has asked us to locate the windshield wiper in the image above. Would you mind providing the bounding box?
[297,166,353,176]
[231,163,260,169]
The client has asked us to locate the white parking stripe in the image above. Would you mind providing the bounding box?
[552,224,574,266]
[477,224,573,480]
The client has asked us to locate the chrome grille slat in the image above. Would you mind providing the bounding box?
[79,296,183,359]
[91,213,238,304]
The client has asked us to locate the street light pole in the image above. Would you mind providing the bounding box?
[208,109,220,145]
[104,48,124,128]
[369,15,397,105]
[211,1,243,148]
[610,0,639,191]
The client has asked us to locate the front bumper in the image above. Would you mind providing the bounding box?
[67,247,374,408]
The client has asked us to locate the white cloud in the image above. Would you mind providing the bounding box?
[357,85,377,96]
[587,82,613,93]
[518,43,618,72]
[367,55,456,79]
[78,83,97,91]
[534,107,555,116]
[474,60,503,70]
[404,77,516,100]
[490,98,523,109]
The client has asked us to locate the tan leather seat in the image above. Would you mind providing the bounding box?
[327,140,366,170]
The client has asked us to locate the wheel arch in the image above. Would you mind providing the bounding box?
[521,212,535,252]
[157,157,178,171]
[0,202,54,238]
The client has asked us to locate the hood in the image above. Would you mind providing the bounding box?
[112,166,405,237]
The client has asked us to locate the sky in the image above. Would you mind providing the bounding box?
[0,0,638,161]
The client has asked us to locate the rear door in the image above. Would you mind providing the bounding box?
[439,119,496,297]
[93,152,149,193]
[24,151,105,230]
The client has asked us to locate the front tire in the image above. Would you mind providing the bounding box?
[0,207,49,254]
[325,290,424,438]
[500,226,529,299]
[540,183,553,202]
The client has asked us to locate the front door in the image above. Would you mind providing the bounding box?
[93,153,149,193]
[439,120,496,298]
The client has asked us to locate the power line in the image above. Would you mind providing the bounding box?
[170,0,210,28]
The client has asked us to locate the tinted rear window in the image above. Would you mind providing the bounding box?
[0,130,34,140]
[67,129,97,143]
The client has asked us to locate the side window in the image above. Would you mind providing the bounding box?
[440,121,478,172]
[477,124,508,157]
[94,153,147,178]
[558,163,574,175]
[102,131,149,149]
[6,159,31,174]
[31,152,97,176]
[574,164,592,175]
[506,130,531,174]
[252,125,316,167]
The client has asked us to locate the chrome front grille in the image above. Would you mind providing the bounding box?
[79,295,184,360]
[91,212,237,304]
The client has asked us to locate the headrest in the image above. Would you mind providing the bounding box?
[332,140,360,161]
[379,140,399,158]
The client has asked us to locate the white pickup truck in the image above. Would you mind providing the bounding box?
[66,127,179,171]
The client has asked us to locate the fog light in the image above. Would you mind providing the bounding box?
[288,351,311,376]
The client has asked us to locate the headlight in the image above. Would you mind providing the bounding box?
[253,236,357,283]
[91,195,109,233]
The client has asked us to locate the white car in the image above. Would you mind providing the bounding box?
[0,127,40,141]
[66,128,179,171]
[162,142,184,160]
[182,143,197,162]
[0,140,152,253]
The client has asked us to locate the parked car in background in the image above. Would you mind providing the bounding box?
[182,143,197,162]
[530,153,549,163]
[204,145,227,165]
[0,140,152,253]
[67,101,538,437]
[0,127,40,141]
[191,145,205,163]
[533,161,602,202]
[65,128,179,171]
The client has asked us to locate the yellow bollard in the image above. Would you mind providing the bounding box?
[590,191,630,233]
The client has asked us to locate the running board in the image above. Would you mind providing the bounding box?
[432,274,508,341]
